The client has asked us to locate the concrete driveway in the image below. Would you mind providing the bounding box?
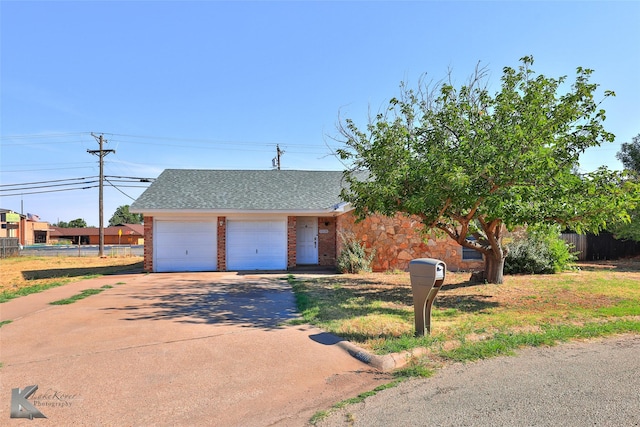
[0,272,390,426]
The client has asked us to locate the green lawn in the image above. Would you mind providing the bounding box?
[287,260,640,363]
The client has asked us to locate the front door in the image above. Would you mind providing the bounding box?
[296,217,318,265]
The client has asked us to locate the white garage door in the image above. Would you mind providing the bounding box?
[227,220,287,270]
[155,221,217,272]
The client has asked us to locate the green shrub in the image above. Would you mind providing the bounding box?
[504,225,577,274]
[337,232,375,274]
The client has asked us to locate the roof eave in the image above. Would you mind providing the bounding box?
[130,206,353,217]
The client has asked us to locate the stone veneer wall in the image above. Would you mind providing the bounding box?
[143,216,153,272]
[336,211,484,272]
[317,217,337,267]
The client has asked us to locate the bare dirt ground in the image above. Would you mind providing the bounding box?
[0,256,143,292]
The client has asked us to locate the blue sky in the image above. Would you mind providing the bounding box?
[1,1,639,227]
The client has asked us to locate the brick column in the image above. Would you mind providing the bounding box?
[143,216,153,272]
[318,217,337,267]
[217,216,226,271]
[287,216,296,269]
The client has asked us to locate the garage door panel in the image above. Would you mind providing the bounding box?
[227,220,286,270]
[156,243,215,260]
[155,221,217,272]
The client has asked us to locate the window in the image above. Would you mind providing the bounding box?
[462,238,483,261]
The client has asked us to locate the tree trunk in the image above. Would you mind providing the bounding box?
[484,253,506,284]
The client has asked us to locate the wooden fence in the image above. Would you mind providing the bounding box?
[560,233,588,261]
[0,237,20,258]
[561,232,640,261]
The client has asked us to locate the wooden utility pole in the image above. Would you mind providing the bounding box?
[88,133,115,257]
[273,144,284,170]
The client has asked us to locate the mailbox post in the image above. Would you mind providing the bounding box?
[409,258,446,336]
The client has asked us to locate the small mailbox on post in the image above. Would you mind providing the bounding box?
[409,258,446,336]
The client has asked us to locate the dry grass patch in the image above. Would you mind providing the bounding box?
[290,260,640,353]
[0,256,143,293]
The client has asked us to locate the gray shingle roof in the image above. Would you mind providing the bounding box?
[131,169,351,212]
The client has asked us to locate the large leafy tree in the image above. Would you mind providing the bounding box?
[338,57,635,284]
[616,133,640,173]
[108,204,143,226]
[610,133,640,241]
[56,218,88,228]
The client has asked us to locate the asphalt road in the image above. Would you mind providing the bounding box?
[318,335,640,427]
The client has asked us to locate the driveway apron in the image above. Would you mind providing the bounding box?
[0,272,389,426]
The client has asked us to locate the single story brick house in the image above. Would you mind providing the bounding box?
[130,169,484,273]
[50,224,144,245]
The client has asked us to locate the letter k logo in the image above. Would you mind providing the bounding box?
[10,385,47,419]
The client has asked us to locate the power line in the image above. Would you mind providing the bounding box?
[104,175,155,181]
[0,180,151,197]
[1,166,99,173]
[1,185,100,197]
[0,176,152,191]
[105,178,136,201]
[1,131,331,149]
[106,132,328,148]
[0,180,100,192]
[1,161,96,167]
[0,132,91,140]
[0,176,98,187]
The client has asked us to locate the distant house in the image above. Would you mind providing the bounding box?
[130,169,484,273]
[50,224,144,245]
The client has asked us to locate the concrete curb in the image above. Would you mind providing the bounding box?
[335,339,430,372]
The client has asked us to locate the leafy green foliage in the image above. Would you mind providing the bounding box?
[608,134,640,241]
[336,232,375,274]
[338,56,634,283]
[55,218,88,228]
[108,204,143,226]
[504,226,577,274]
[617,133,640,173]
[609,213,640,242]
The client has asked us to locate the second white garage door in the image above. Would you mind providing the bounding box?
[226,220,287,270]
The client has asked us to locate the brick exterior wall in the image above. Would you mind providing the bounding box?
[317,217,337,267]
[287,216,296,269]
[217,216,226,271]
[337,211,484,272]
[143,216,153,272]
[142,212,483,273]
